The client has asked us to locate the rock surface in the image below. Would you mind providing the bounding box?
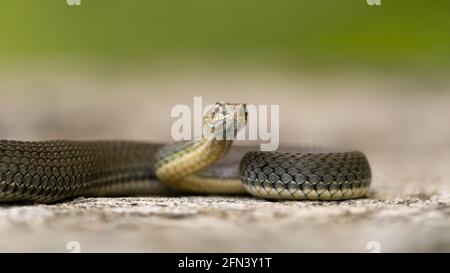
[1,192,450,252]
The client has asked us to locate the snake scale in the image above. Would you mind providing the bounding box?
[0,102,371,203]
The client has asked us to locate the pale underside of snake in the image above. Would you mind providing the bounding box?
[0,102,371,204]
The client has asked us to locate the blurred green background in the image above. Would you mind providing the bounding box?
[1,0,449,74]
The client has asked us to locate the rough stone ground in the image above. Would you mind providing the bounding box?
[0,71,449,252]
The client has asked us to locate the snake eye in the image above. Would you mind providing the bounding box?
[213,103,225,115]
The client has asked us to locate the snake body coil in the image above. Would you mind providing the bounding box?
[0,102,371,203]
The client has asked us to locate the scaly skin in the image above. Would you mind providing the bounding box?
[0,140,163,203]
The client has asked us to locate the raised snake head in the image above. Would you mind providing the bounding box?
[203,102,248,140]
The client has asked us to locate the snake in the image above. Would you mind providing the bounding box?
[0,102,371,203]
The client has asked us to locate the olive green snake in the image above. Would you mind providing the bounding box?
[0,102,371,203]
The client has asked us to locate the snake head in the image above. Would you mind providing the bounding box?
[204,102,248,140]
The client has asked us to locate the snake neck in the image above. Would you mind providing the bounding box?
[154,139,233,190]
